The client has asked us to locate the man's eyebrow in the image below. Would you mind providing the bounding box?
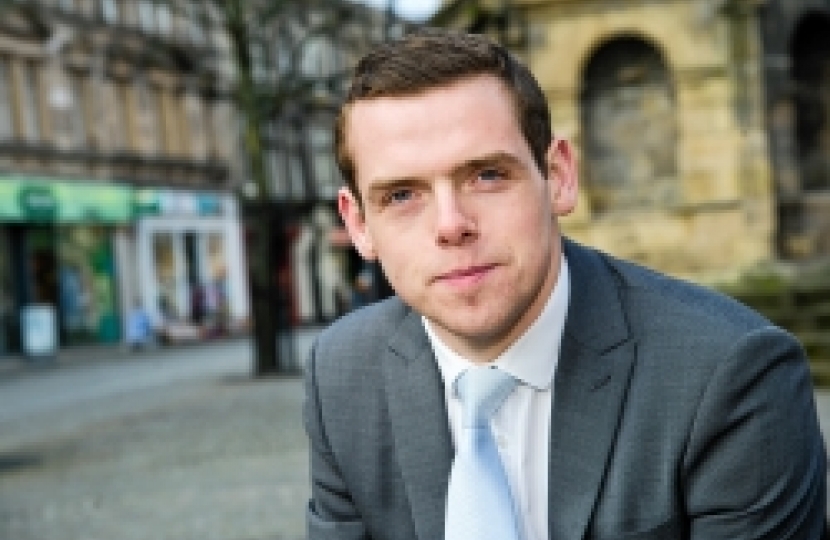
[365,152,524,195]
[365,177,422,197]
[448,152,523,177]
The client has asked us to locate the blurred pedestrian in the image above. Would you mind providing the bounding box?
[125,300,153,351]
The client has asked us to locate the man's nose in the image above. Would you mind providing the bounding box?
[435,192,477,246]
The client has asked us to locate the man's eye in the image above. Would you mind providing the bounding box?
[478,168,505,182]
[386,189,413,204]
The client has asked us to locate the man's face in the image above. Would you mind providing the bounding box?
[338,74,578,361]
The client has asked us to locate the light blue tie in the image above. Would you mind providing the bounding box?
[445,366,521,540]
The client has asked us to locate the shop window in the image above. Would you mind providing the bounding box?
[153,232,178,321]
[0,58,13,140]
[26,227,58,307]
[580,36,678,214]
[58,226,119,344]
[204,232,229,327]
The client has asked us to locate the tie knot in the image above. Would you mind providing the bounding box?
[455,366,518,427]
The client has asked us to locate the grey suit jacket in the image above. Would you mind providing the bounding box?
[304,240,827,540]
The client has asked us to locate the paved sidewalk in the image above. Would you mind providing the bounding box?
[0,340,309,540]
[0,337,247,378]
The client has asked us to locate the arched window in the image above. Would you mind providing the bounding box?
[580,36,678,214]
[791,13,830,192]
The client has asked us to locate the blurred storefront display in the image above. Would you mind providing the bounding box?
[0,177,250,355]
[129,188,249,343]
[0,176,130,353]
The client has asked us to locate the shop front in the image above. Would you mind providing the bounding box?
[0,176,132,354]
[132,189,249,342]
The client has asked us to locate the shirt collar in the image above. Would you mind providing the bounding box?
[424,254,570,392]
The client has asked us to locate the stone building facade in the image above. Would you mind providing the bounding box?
[439,0,830,282]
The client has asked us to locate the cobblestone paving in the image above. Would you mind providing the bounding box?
[0,372,308,540]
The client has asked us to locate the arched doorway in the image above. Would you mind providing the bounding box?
[579,36,678,215]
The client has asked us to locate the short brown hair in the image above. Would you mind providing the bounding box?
[334,28,552,201]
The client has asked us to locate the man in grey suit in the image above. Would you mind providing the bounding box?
[304,29,827,539]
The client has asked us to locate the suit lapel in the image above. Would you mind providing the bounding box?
[548,241,638,540]
[383,310,453,540]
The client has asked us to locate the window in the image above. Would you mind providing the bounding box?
[156,3,172,35]
[580,37,678,214]
[250,42,268,83]
[300,38,337,79]
[138,0,155,33]
[68,75,88,148]
[184,1,205,43]
[792,14,830,192]
[153,232,179,320]
[183,93,207,159]
[107,82,127,150]
[268,121,306,199]
[101,0,119,23]
[209,101,235,160]
[20,63,41,142]
[0,58,13,140]
[134,81,163,155]
[88,77,122,151]
[776,12,830,260]
[307,122,339,198]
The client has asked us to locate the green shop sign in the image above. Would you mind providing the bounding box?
[0,176,133,223]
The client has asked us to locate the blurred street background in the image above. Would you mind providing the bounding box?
[0,340,308,540]
[1,0,830,537]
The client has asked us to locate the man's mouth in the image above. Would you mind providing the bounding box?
[434,264,497,286]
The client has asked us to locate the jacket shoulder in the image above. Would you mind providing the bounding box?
[588,255,783,368]
[311,296,414,372]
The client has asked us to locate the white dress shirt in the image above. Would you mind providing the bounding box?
[424,255,570,540]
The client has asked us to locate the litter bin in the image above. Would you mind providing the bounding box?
[20,303,58,359]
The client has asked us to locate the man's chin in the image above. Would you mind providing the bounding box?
[426,314,514,356]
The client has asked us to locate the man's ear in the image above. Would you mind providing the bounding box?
[546,138,579,217]
[338,187,377,260]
